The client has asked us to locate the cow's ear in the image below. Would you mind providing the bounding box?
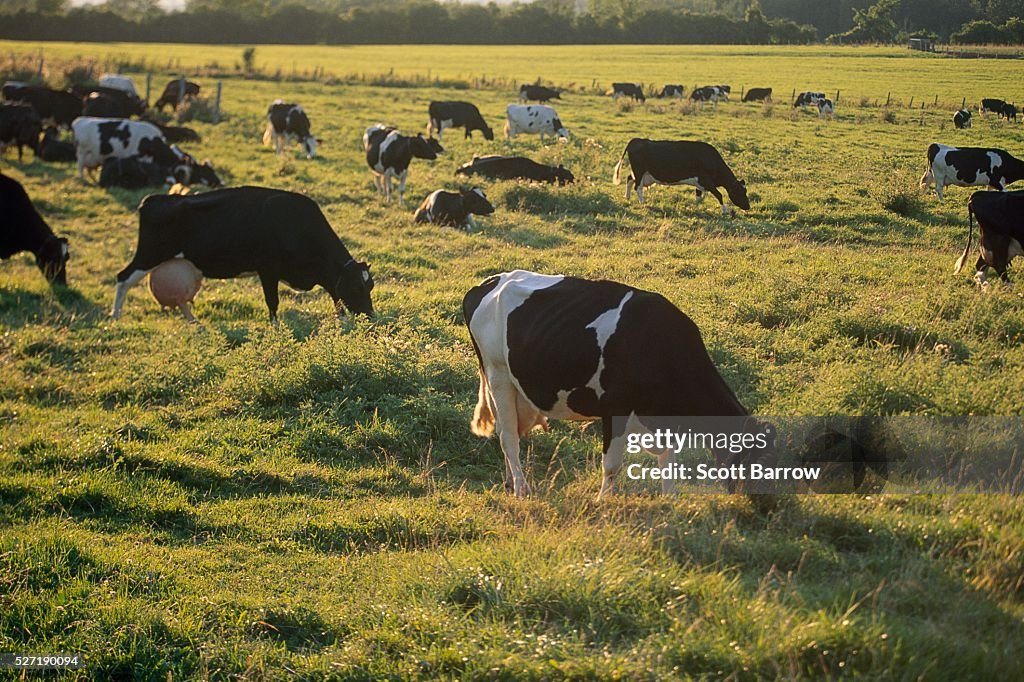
[558,164,564,169]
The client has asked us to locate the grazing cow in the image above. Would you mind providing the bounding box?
[142,117,201,143]
[742,87,772,103]
[1001,103,1019,123]
[153,79,200,111]
[169,147,221,188]
[0,104,41,161]
[2,83,82,128]
[658,85,685,98]
[112,187,374,322]
[919,143,1024,200]
[71,117,173,180]
[82,92,137,119]
[100,156,181,189]
[981,98,1006,114]
[364,124,443,206]
[953,109,972,129]
[613,138,750,215]
[518,84,560,103]
[608,83,646,103]
[427,101,494,142]
[71,85,147,118]
[689,86,724,108]
[36,126,76,162]
[456,155,574,185]
[504,105,569,142]
[817,98,835,119]
[413,188,494,230]
[0,171,69,285]
[794,91,826,108]
[954,190,1024,286]
[263,101,317,159]
[463,270,755,498]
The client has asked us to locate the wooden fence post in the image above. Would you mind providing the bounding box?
[145,73,151,105]
[213,82,222,124]
[835,89,840,104]
[885,92,891,106]
[961,96,966,109]
[909,96,914,108]
[178,76,186,107]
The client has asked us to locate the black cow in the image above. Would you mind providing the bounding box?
[609,83,645,103]
[0,172,69,285]
[456,155,574,185]
[153,79,200,111]
[413,188,494,230]
[36,126,76,162]
[657,85,685,98]
[2,83,82,128]
[427,101,493,142]
[613,138,750,214]
[0,104,41,161]
[953,109,972,129]
[112,187,373,322]
[920,143,1024,200]
[954,190,1024,286]
[100,156,180,189]
[463,270,758,498]
[70,84,147,117]
[518,84,560,103]
[981,98,1006,114]
[794,91,826,108]
[364,124,443,205]
[264,101,317,159]
[142,117,201,143]
[742,87,772,103]
[1001,103,1019,123]
[82,92,136,119]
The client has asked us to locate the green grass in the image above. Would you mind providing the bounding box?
[1,43,1023,680]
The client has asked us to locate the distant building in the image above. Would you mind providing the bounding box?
[908,38,934,52]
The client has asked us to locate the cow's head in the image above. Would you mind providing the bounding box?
[461,188,495,216]
[480,124,495,141]
[191,160,221,188]
[727,179,751,211]
[36,235,69,286]
[551,117,569,141]
[333,260,374,317]
[553,164,575,186]
[412,134,443,160]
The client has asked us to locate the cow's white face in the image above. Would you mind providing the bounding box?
[303,136,317,159]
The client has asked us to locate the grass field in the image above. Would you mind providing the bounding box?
[2,43,1024,680]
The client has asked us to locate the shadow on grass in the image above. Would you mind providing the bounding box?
[0,284,102,328]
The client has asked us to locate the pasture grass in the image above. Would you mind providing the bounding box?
[1,43,1024,680]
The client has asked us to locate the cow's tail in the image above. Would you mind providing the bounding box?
[470,367,496,437]
[261,122,273,147]
[612,144,630,185]
[954,201,975,274]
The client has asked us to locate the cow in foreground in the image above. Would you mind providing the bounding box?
[954,190,1024,286]
[154,79,200,111]
[608,83,645,102]
[364,124,443,206]
[658,85,685,98]
[0,171,69,285]
[920,143,1024,200]
[2,84,82,128]
[613,138,750,214]
[742,87,772,103]
[413,188,494,230]
[504,105,569,142]
[112,187,374,322]
[953,109,972,129]
[456,155,574,185]
[427,101,493,141]
[463,270,757,498]
[264,101,317,159]
[0,104,41,161]
[518,85,560,103]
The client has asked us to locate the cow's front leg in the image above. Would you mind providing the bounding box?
[657,449,677,495]
[598,419,626,500]
[396,170,408,207]
[178,302,197,323]
[111,267,151,319]
[259,273,280,323]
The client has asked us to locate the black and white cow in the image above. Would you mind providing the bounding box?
[608,83,646,102]
[920,143,1024,200]
[456,155,574,185]
[71,117,171,181]
[98,74,139,97]
[981,98,1006,115]
[2,83,82,128]
[0,171,69,285]
[99,146,220,190]
[518,84,560,103]
[463,270,755,498]
[263,101,317,159]
[504,105,569,142]
[153,79,200,111]
[0,104,41,161]
[690,86,726,108]
[613,138,750,214]
[412,188,494,230]
[36,126,76,162]
[1001,103,1019,123]
[794,91,826,108]
[817,98,835,119]
[954,190,1024,286]
[953,109,972,129]
[742,87,772,103]
[658,85,685,98]
[112,186,373,321]
[363,124,443,206]
[142,117,202,143]
[427,101,493,142]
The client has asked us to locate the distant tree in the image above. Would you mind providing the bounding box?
[827,0,899,43]
[951,18,1009,43]
[98,0,163,21]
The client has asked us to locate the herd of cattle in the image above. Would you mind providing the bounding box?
[2,72,1024,495]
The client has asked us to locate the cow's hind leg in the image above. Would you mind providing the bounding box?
[259,273,280,323]
[598,418,627,500]
[397,170,408,207]
[490,377,531,497]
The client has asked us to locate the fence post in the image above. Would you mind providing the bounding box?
[791,87,796,102]
[835,89,840,104]
[145,73,151,105]
[178,76,186,108]
[36,54,43,79]
[886,92,891,106]
[213,82,222,124]
[934,94,938,106]
[961,96,966,109]
[908,96,914,108]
